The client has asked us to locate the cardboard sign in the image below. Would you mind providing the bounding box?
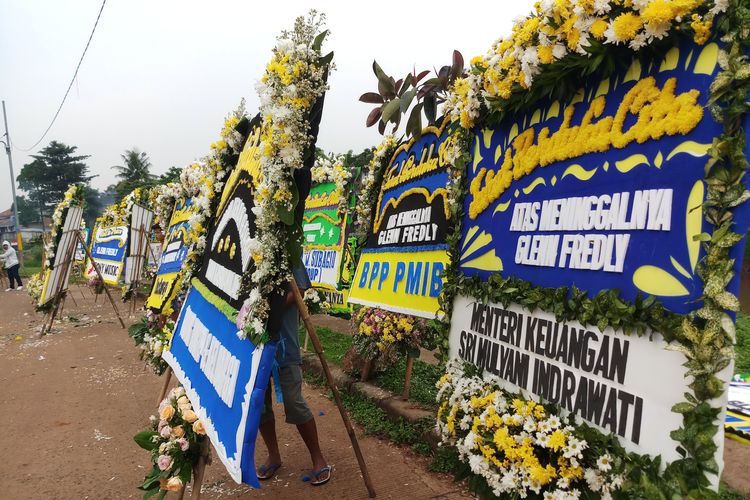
[146,198,197,313]
[86,221,128,285]
[349,119,453,318]
[40,206,83,305]
[460,40,750,315]
[163,118,276,487]
[125,204,155,285]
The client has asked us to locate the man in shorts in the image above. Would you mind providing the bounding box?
[256,163,331,486]
[256,264,331,486]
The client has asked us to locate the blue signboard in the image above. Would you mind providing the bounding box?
[164,120,277,487]
[162,283,275,486]
[460,40,750,315]
[146,198,197,313]
[87,222,128,284]
[158,199,193,275]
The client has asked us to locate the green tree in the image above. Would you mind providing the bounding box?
[113,148,155,197]
[79,185,103,228]
[17,140,93,225]
[157,166,182,184]
[14,195,40,226]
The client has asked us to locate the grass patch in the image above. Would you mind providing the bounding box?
[340,390,434,447]
[299,325,352,365]
[735,312,750,373]
[372,357,442,407]
[302,317,442,406]
[428,445,462,473]
[303,371,436,456]
[719,482,745,500]
[20,265,42,278]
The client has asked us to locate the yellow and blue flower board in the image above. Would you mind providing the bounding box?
[146,198,198,314]
[162,118,276,489]
[348,119,454,318]
[85,219,129,285]
[460,39,750,315]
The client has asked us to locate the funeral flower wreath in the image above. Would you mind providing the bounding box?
[435,0,750,497]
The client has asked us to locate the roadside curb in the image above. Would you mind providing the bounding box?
[300,352,441,447]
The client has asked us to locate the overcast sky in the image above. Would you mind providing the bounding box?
[0,0,535,213]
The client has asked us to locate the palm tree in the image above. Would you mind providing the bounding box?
[114,148,155,197]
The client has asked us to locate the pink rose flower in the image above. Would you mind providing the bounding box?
[160,425,172,438]
[177,438,189,451]
[236,301,250,330]
[157,455,173,471]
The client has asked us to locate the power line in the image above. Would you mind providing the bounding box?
[14,0,107,153]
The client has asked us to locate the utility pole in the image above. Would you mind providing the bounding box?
[1,100,23,266]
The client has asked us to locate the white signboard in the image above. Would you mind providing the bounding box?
[302,248,341,289]
[448,295,729,469]
[125,204,154,284]
[40,206,83,305]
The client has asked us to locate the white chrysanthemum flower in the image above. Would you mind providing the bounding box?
[596,453,612,472]
[710,0,728,15]
[552,43,567,60]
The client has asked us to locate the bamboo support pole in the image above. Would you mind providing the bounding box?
[190,440,210,499]
[290,278,376,498]
[158,367,173,404]
[41,228,78,335]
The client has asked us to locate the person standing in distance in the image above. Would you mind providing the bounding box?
[1,240,22,291]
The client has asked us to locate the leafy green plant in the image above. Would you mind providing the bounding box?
[360,51,464,138]
[735,313,750,373]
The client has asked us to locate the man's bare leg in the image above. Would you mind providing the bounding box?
[259,419,282,468]
[296,417,327,470]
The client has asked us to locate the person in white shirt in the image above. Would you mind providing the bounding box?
[0,240,22,291]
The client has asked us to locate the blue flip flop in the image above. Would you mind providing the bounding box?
[310,465,332,486]
[257,463,282,480]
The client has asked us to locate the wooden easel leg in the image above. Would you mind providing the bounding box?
[290,279,376,498]
[402,356,414,400]
[190,442,209,500]
[77,231,126,329]
[43,295,63,336]
[68,290,78,308]
[57,294,67,319]
[157,367,173,404]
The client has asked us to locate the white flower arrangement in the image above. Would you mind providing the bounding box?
[310,152,353,218]
[437,359,626,498]
[44,184,84,268]
[235,11,332,341]
[353,135,397,242]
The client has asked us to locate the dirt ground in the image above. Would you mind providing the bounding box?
[0,287,469,499]
[1,286,749,499]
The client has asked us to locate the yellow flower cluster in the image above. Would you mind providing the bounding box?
[355,307,423,355]
[690,13,713,45]
[437,361,593,496]
[468,76,703,218]
[446,0,721,129]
